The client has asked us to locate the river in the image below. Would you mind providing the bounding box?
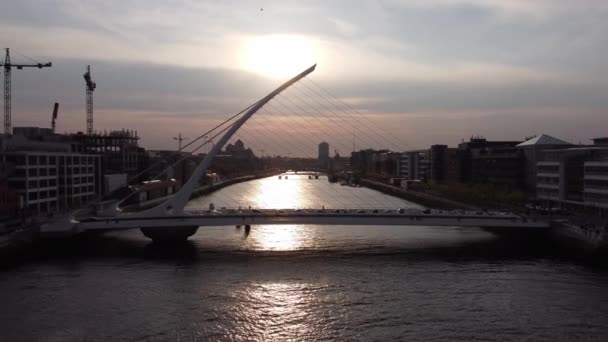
[1,175,608,341]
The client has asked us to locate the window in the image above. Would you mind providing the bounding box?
[28,169,37,177]
[28,155,37,165]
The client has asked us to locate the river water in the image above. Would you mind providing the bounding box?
[2,175,608,341]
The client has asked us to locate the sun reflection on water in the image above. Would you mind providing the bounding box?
[253,177,303,208]
[246,225,310,251]
[232,282,341,341]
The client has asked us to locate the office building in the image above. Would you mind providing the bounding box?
[537,137,608,211]
[399,150,429,181]
[516,134,573,194]
[318,142,329,168]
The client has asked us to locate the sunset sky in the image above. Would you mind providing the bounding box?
[1,0,607,153]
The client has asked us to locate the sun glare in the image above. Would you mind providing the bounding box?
[242,35,317,79]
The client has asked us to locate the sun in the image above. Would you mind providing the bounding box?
[242,35,317,79]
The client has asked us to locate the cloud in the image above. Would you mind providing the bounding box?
[381,0,608,17]
[2,0,607,152]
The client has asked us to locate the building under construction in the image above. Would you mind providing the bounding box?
[70,129,148,183]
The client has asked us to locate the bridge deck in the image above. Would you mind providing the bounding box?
[75,208,550,231]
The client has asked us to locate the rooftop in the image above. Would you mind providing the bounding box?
[516,134,572,147]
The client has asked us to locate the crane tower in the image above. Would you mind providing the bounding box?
[1,48,52,134]
[83,65,96,135]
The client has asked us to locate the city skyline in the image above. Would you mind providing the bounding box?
[1,1,607,151]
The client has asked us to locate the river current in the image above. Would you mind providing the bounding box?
[1,175,608,341]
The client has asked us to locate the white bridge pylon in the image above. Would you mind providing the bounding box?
[133,64,317,217]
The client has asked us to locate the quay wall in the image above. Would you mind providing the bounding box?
[360,178,478,210]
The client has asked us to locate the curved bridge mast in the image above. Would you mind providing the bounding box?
[136,64,317,217]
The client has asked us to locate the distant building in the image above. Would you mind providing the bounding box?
[212,139,260,177]
[146,150,199,187]
[69,129,148,183]
[516,134,573,194]
[377,151,400,176]
[399,150,429,181]
[225,139,255,159]
[537,138,608,212]
[429,145,460,183]
[469,144,525,191]
[330,151,348,171]
[0,126,149,214]
[350,149,373,173]
[457,136,523,184]
[318,142,329,168]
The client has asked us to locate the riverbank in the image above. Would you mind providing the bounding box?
[191,171,281,199]
[361,178,608,256]
[360,178,478,210]
[551,220,608,253]
[0,224,39,263]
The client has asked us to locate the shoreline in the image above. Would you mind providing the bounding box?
[190,171,280,199]
[359,178,478,210]
[360,178,607,256]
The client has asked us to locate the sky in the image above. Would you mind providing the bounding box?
[1,0,607,154]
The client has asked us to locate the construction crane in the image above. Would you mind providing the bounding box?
[51,102,59,133]
[0,48,52,135]
[173,133,190,150]
[83,65,96,135]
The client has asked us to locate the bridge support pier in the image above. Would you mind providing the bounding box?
[140,226,199,243]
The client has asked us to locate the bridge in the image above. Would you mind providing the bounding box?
[77,208,547,230]
[40,64,552,242]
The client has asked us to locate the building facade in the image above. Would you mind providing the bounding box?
[429,145,460,183]
[1,151,100,213]
[537,139,608,211]
[399,150,429,181]
[516,134,573,194]
[470,146,525,191]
